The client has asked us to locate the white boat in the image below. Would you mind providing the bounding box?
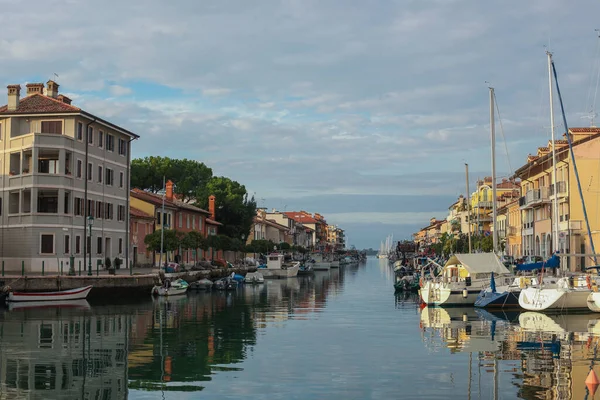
[245,272,265,284]
[308,253,330,271]
[519,275,593,311]
[151,278,188,296]
[7,285,93,302]
[257,254,300,278]
[330,259,340,268]
[419,253,512,306]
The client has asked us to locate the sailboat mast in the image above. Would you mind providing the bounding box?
[465,163,472,253]
[490,87,498,253]
[548,51,560,253]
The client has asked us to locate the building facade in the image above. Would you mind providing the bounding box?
[0,81,138,272]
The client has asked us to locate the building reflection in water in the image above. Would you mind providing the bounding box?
[419,306,600,400]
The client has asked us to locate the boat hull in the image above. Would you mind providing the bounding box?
[311,262,330,271]
[519,287,591,311]
[420,283,481,306]
[151,286,187,296]
[259,265,300,279]
[330,261,340,268]
[587,292,600,312]
[7,285,93,302]
[474,290,520,308]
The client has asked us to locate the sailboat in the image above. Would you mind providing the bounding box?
[519,52,599,311]
[377,235,392,258]
[421,89,512,306]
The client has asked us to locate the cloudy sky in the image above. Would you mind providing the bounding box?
[2,0,600,248]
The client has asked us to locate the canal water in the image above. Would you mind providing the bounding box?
[1,257,599,399]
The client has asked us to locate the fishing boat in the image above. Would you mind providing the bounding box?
[257,253,300,278]
[7,285,93,302]
[245,272,265,284]
[151,279,188,297]
[308,252,330,271]
[420,253,512,306]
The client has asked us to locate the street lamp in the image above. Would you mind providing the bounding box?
[87,216,94,276]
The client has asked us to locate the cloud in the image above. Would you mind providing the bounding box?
[109,85,132,96]
[1,0,599,246]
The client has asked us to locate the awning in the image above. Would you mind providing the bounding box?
[515,254,560,271]
[444,253,510,275]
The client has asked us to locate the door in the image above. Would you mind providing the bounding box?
[133,247,138,266]
[105,237,112,262]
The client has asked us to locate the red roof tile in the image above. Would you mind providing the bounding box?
[283,211,317,224]
[0,93,80,114]
[130,207,154,219]
[131,189,210,214]
[570,127,600,133]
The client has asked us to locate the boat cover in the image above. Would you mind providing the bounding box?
[515,254,560,271]
[444,253,510,275]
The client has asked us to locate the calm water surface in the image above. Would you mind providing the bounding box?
[0,257,599,399]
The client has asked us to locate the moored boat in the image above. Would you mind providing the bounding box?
[245,272,265,284]
[151,279,188,297]
[308,253,331,271]
[257,254,300,278]
[519,275,592,311]
[298,264,314,276]
[214,277,238,290]
[189,278,213,291]
[7,285,93,302]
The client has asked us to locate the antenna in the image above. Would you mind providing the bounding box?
[53,73,59,82]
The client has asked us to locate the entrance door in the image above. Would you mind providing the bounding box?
[133,247,138,266]
[105,237,112,261]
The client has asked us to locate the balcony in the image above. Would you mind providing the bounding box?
[549,181,567,197]
[519,187,550,209]
[559,220,582,232]
[474,201,493,209]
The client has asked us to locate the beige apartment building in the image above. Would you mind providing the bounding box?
[0,81,138,273]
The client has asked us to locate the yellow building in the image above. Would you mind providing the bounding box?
[514,127,600,271]
[506,199,522,258]
[470,177,520,236]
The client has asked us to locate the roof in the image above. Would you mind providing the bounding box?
[130,207,154,220]
[284,211,317,224]
[131,189,210,215]
[444,253,510,275]
[253,217,289,231]
[206,218,222,226]
[0,93,139,138]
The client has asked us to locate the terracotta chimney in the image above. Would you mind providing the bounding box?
[57,94,72,105]
[46,80,59,99]
[165,180,174,201]
[25,83,44,96]
[7,85,21,111]
[209,195,216,220]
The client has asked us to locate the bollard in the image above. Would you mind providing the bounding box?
[42,261,45,276]
[21,261,24,276]
[79,260,82,276]
[60,261,63,276]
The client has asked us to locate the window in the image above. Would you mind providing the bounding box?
[156,211,161,225]
[41,121,63,134]
[179,213,183,228]
[106,134,115,151]
[118,138,127,156]
[38,157,59,174]
[117,205,125,221]
[77,122,83,140]
[74,197,84,216]
[119,171,124,188]
[75,236,81,254]
[87,199,94,217]
[118,238,123,254]
[97,237,103,254]
[87,163,92,181]
[187,215,190,229]
[87,127,94,144]
[98,166,103,183]
[64,235,70,254]
[105,168,114,186]
[77,160,82,179]
[64,192,70,214]
[192,216,195,230]
[40,234,54,254]
[168,214,171,227]
[96,201,103,219]
[38,190,58,213]
[98,131,104,148]
[104,203,113,220]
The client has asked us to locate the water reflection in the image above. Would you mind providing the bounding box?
[419,306,600,399]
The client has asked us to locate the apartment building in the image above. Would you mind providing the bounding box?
[0,81,138,272]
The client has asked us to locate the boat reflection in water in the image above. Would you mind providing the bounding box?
[419,306,600,399]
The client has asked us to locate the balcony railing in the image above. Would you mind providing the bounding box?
[474,201,493,209]
[520,187,550,208]
[549,181,567,196]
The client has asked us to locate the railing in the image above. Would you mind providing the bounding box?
[549,181,567,196]
[520,187,550,207]
[474,201,493,209]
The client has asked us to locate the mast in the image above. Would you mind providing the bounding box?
[490,87,498,253]
[465,163,472,253]
[159,175,165,267]
[548,51,560,253]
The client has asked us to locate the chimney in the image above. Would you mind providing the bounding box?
[208,195,216,220]
[57,94,72,105]
[165,180,174,201]
[46,80,59,99]
[25,83,44,96]
[7,85,21,111]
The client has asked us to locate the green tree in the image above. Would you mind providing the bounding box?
[196,176,257,239]
[131,157,213,203]
[278,242,291,251]
[184,231,205,264]
[144,229,183,253]
[205,235,221,261]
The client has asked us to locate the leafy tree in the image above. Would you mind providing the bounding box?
[183,231,205,264]
[217,235,232,252]
[196,176,257,239]
[278,242,291,251]
[205,235,221,261]
[144,229,183,253]
[131,157,213,203]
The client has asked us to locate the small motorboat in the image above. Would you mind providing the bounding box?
[7,285,93,302]
[245,272,265,284]
[214,277,238,291]
[151,279,188,297]
[189,278,213,291]
[298,264,314,276]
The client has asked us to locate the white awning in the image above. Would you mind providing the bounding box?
[444,253,510,275]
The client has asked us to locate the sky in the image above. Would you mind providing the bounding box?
[2,0,600,248]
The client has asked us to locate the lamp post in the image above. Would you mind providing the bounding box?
[87,216,94,276]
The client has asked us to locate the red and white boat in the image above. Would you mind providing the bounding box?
[7,285,93,302]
